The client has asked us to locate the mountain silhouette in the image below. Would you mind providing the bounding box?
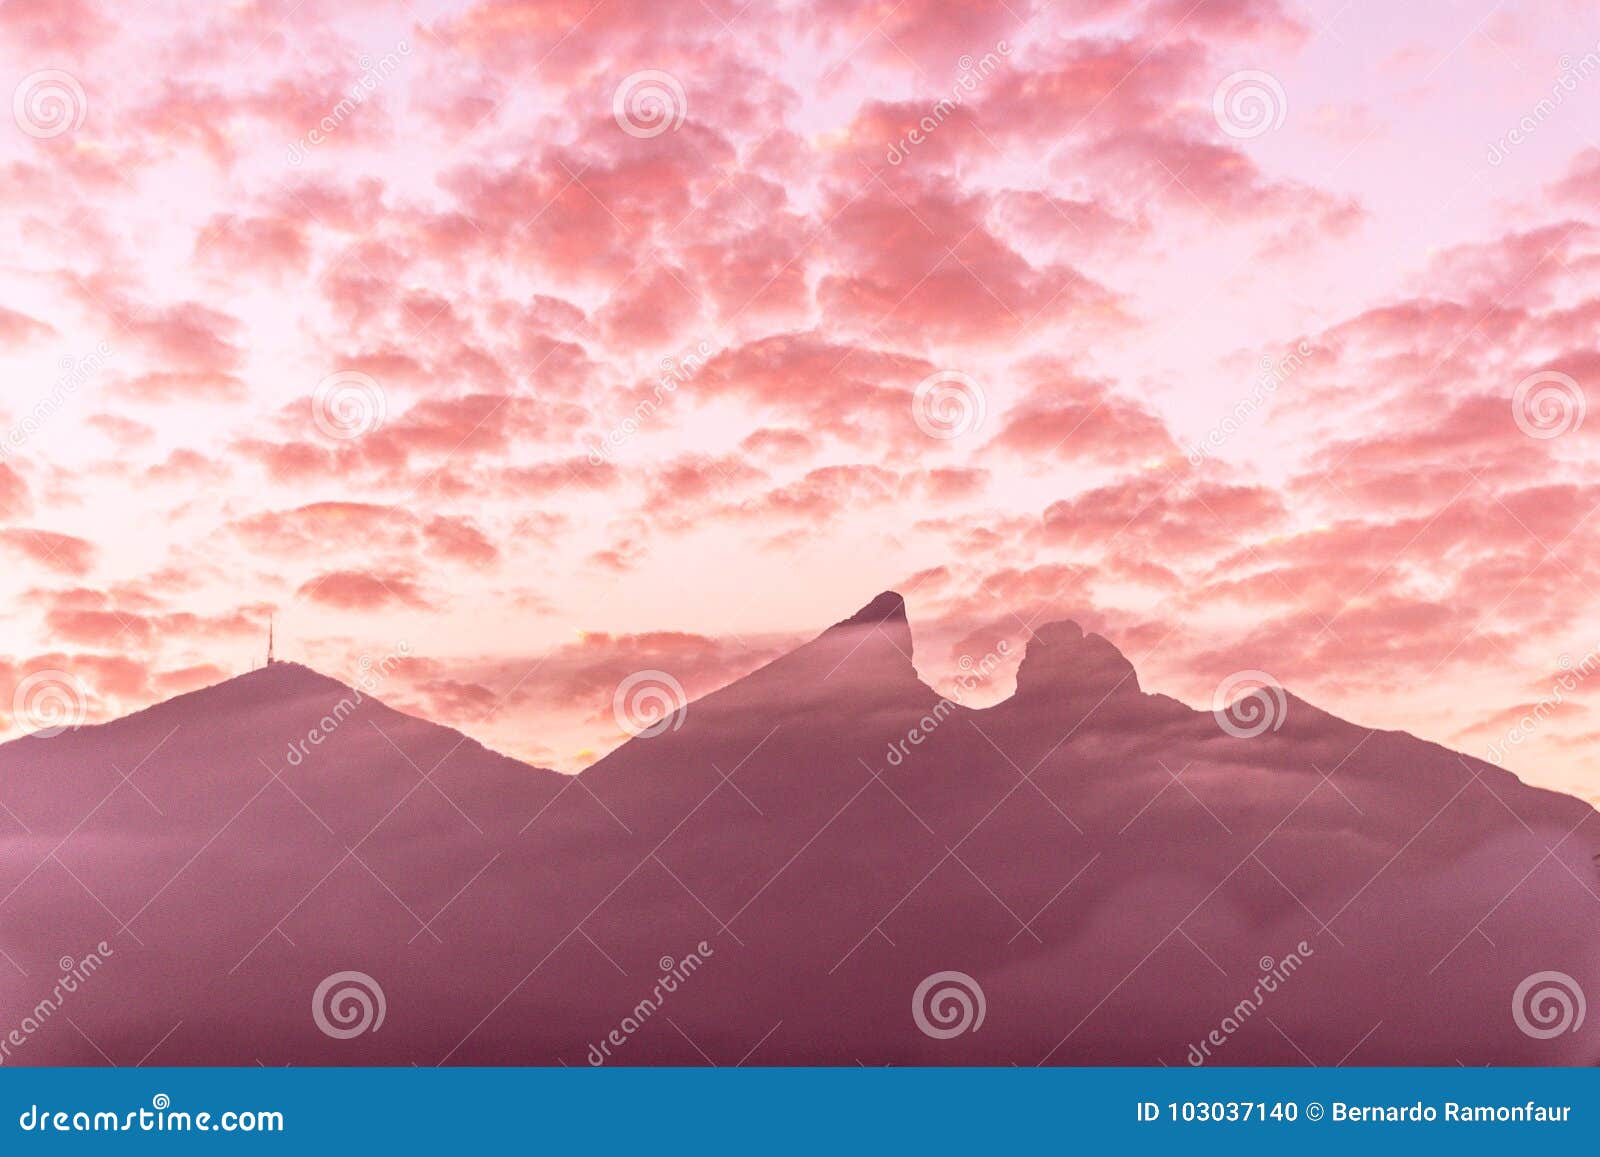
[0,594,1594,1066]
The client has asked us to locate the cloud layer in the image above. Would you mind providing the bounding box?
[1,0,1597,792]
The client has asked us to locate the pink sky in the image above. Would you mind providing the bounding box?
[0,0,1597,795]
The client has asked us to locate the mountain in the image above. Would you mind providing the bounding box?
[0,595,1595,1066]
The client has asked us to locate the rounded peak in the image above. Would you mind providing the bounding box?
[1015,620,1140,700]
[1028,620,1086,647]
[242,659,343,688]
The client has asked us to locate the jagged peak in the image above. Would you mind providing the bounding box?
[827,590,908,632]
[800,590,918,678]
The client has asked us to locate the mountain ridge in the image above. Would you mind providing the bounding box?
[0,592,1402,777]
[3,592,1564,827]
[1,590,1592,1067]
[2,657,555,781]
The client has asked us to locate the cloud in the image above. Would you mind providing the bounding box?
[4,0,1599,790]
[0,528,96,575]
[0,306,56,344]
[297,569,434,611]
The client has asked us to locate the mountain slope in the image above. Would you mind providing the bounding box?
[0,601,1594,1066]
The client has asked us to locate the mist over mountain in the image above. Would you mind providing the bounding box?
[0,594,1593,1066]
